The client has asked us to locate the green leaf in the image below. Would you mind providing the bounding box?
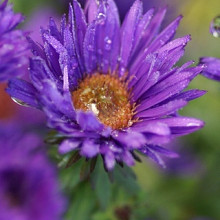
[113,165,140,195]
[65,181,96,220]
[92,157,111,210]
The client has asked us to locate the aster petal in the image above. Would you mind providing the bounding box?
[199,57,220,81]
[140,147,166,168]
[83,21,97,73]
[112,130,147,149]
[119,0,143,74]
[132,69,160,101]
[103,150,116,170]
[145,134,171,145]
[76,110,104,132]
[133,8,154,51]
[137,7,167,49]
[129,7,167,69]
[7,79,39,108]
[80,139,99,158]
[131,121,171,136]
[155,117,205,135]
[147,15,183,53]
[59,139,81,154]
[154,35,191,72]
[136,100,187,118]
[69,1,87,74]
[86,0,98,23]
[83,0,120,74]
[43,32,80,88]
[41,33,62,79]
[137,79,190,112]
[129,35,191,86]
[122,151,135,166]
[36,80,76,120]
[28,37,46,58]
[169,89,207,102]
[147,145,179,158]
[30,56,63,90]
[141,67,201,100]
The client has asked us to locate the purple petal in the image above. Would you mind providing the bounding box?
[156,117,205,135]
[131,121,171,136]
[112,130,147,149]
[147,15,183,53]
[86,0,98,23]
[76,110,104,132]
[137,79,190,112]
[129,7,167,69]
[59,139,81,154]
[199,57,220,81]
[143,68,201,100]
[122,151,135,166]
[136,100,187,118]
[133,8,154,51]
[140,147,166,168]
[148,145,179,158]
[119,0,143,74]
[80,139,99,158]
[104,151,116,170]
[167,89,207,102]
[69,1,87,74]
[7,79,39,108]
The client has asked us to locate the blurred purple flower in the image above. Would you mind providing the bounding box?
[199,57,220,81]
[24,8,60,43]
[8,0,205,170]
[0,0,29,82]
[0,129,66,220]
[161,141,203,176]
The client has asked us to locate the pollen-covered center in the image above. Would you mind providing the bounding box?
[72,73,134,130]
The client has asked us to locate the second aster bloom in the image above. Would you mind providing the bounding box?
[0,0,29,82]
[8,0,205,170]
[0,129,66,220]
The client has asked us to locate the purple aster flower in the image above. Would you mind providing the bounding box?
[8,0,205,170]
[199,57,220,81]
[0,0,29,82]
[0,129,66,220]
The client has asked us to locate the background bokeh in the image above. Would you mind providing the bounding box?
[7,0,220,219]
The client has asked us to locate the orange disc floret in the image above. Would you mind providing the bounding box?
[72,73,135,130]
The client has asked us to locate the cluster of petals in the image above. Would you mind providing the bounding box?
[0,0,29,82]
[8,0,205,170]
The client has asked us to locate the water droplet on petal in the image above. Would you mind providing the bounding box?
[97,13,106,25]
[88,44,94,51]
[104,37,112,50]
[12,98,30,107]
[210,15,220,38]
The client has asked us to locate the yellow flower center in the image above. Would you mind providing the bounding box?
[72,73,135,130]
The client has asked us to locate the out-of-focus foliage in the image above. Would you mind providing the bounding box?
[10,0,220,219]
